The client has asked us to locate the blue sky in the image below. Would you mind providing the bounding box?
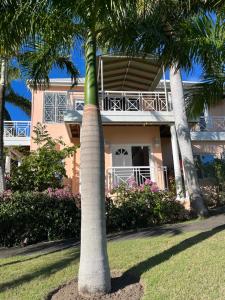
[8,50,202,121]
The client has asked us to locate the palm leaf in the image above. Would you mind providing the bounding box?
[5,89,31,115]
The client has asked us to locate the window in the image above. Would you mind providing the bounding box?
[74,100,84,111]
[115,148,128,155]
[43,93,67,123]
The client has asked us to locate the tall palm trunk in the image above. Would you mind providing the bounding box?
[0,58,7,192]
[78,31,111,296]
[170,63,208,217]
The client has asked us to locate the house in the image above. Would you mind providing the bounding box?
[9,55,225,198]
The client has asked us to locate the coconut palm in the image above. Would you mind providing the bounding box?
[0,1,78,191]
[108,1,224,217]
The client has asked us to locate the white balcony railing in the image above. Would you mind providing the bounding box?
[106,166,168,191]
[191,116,225,132]
[4,121,31,138]
[68,91,171,112]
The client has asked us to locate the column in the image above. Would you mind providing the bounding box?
[170,125,183,199]
[5,155,11,175]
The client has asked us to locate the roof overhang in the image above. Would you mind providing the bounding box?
[97,54,162,91]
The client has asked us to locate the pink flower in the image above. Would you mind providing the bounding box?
[127,176,137,188]
[144,178,153,186]
[151,184,159,192]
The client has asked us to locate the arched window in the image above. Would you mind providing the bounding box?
[115,148,128,155]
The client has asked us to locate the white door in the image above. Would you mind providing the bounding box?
[111,145,132,186]
[112,145,132,167]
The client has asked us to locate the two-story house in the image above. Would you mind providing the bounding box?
[27,54,225,197]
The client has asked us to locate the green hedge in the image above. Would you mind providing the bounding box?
[0,188,189,247]
[0,191,80,247]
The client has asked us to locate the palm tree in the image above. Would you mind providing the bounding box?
[14,0,117,295]
[0,1,78,192]
[22,1,138,295]
[109,1,224,217]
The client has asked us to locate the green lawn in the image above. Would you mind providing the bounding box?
[1,226,225,300]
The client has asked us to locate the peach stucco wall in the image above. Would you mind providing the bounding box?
[31,88,165,192]
[103,125,164,189]
[31,88,82,193]
[192,141,225,158]
[208,100,225,116]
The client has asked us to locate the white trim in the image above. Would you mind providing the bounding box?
[191,131,225,141]
[64,110,175,124]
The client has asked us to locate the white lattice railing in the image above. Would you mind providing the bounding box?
[191,116,225,132]
[68,91,171,112]
[106,166,168,191]
[4,121,31,138]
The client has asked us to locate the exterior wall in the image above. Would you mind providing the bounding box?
[103,125,164,189]
[192,141,225,158]
[208,100,225,116]
[31,87,83,194]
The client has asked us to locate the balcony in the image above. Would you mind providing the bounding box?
[4,121,31,146]
[68,90,172,112]
[191,116,225,141]
[64,91,174,126]
[106,166,168,191]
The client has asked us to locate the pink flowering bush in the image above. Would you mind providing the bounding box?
[106,178,189,232]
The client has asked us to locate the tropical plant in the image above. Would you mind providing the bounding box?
[1,62,31,120]
[1,0,113,295]
[107,1,224,217]
[19,1,130,295]
[10,123,76,192]
[0,1,78,192]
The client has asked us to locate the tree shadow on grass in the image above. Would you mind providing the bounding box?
[0,244,78,268]
[112,224,225,291]
[0,250,80,292]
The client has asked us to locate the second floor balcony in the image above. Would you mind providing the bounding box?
[44,90,174,125]
[68,90,172,112]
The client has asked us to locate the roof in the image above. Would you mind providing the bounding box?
[97,55,162,91]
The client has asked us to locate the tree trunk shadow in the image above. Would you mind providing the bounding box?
[113,224,225,291]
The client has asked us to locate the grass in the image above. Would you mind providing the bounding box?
[1,225,225,300]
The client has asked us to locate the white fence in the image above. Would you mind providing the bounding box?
[106,166,168,191]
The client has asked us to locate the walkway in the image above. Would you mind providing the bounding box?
[1,210,225,259]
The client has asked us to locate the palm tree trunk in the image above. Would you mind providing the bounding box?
[0,58,7,192]
[170,63,208,217]
[78,31,111,296]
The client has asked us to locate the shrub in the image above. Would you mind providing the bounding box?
[106,179,189,232]
[0,181,189,247]
[197,159,225,208]
[0,190,81,247]
[10,123,77,192]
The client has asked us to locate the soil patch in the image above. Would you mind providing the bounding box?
[47,272,143,300]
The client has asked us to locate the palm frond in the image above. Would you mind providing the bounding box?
[4,108,11,121]
[5,89,31,115]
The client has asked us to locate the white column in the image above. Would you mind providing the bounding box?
[170,125,183,199]
[5,155,11,174]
